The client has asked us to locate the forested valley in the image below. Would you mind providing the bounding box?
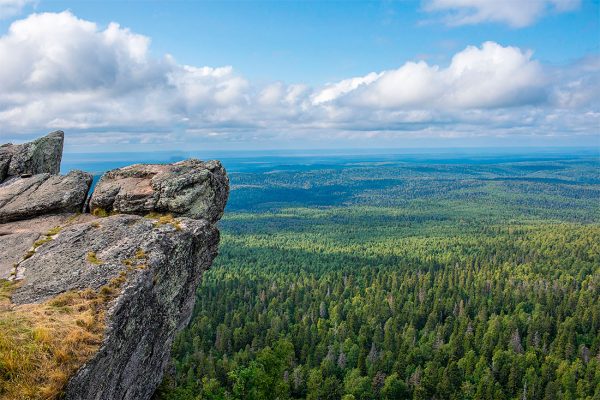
[156,153,600,400]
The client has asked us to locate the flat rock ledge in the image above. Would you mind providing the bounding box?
[0,132,229,400]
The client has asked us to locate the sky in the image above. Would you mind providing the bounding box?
[0,0,598,152]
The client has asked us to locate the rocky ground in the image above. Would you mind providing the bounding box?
[0,131,228,400]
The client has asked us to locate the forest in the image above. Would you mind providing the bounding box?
[156,153,600,400]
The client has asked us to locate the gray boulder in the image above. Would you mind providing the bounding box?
[11,214,219,399]
[0,131,64,182]
[89,159,229,223]
[0,170,92,223]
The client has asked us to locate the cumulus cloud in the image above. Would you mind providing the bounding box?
[0,11,248,134]
[423,0,581,27]
[0,11,597,147]
[317,42,546,109]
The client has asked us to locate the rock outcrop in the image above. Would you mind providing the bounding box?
[0,132,229,399]
[0,130,64,182]
[90,160,228,223]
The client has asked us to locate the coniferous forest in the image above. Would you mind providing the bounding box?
[156,153,600,400]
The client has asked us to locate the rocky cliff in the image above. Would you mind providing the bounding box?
[0,132,229,399]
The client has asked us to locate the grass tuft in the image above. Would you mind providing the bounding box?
[86,252,103,265]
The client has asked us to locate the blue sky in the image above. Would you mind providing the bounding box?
[0,0,598,151]
[28,0,598,84]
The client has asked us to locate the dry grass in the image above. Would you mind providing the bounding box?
[0,276,124,399]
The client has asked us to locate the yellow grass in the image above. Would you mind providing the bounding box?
[0,277,123,399]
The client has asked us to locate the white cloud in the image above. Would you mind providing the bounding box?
[0,11,248,133]
[0,0,34,19]
[313,73,381,105]
[423,0,581,27]
[324,42,546,109]
[0,11,597,147]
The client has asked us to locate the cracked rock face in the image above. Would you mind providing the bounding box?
[0,130,64,182]
[90,159,229,223]
[0,132,228,400]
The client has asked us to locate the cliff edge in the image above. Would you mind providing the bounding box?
[0,132,229,400]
